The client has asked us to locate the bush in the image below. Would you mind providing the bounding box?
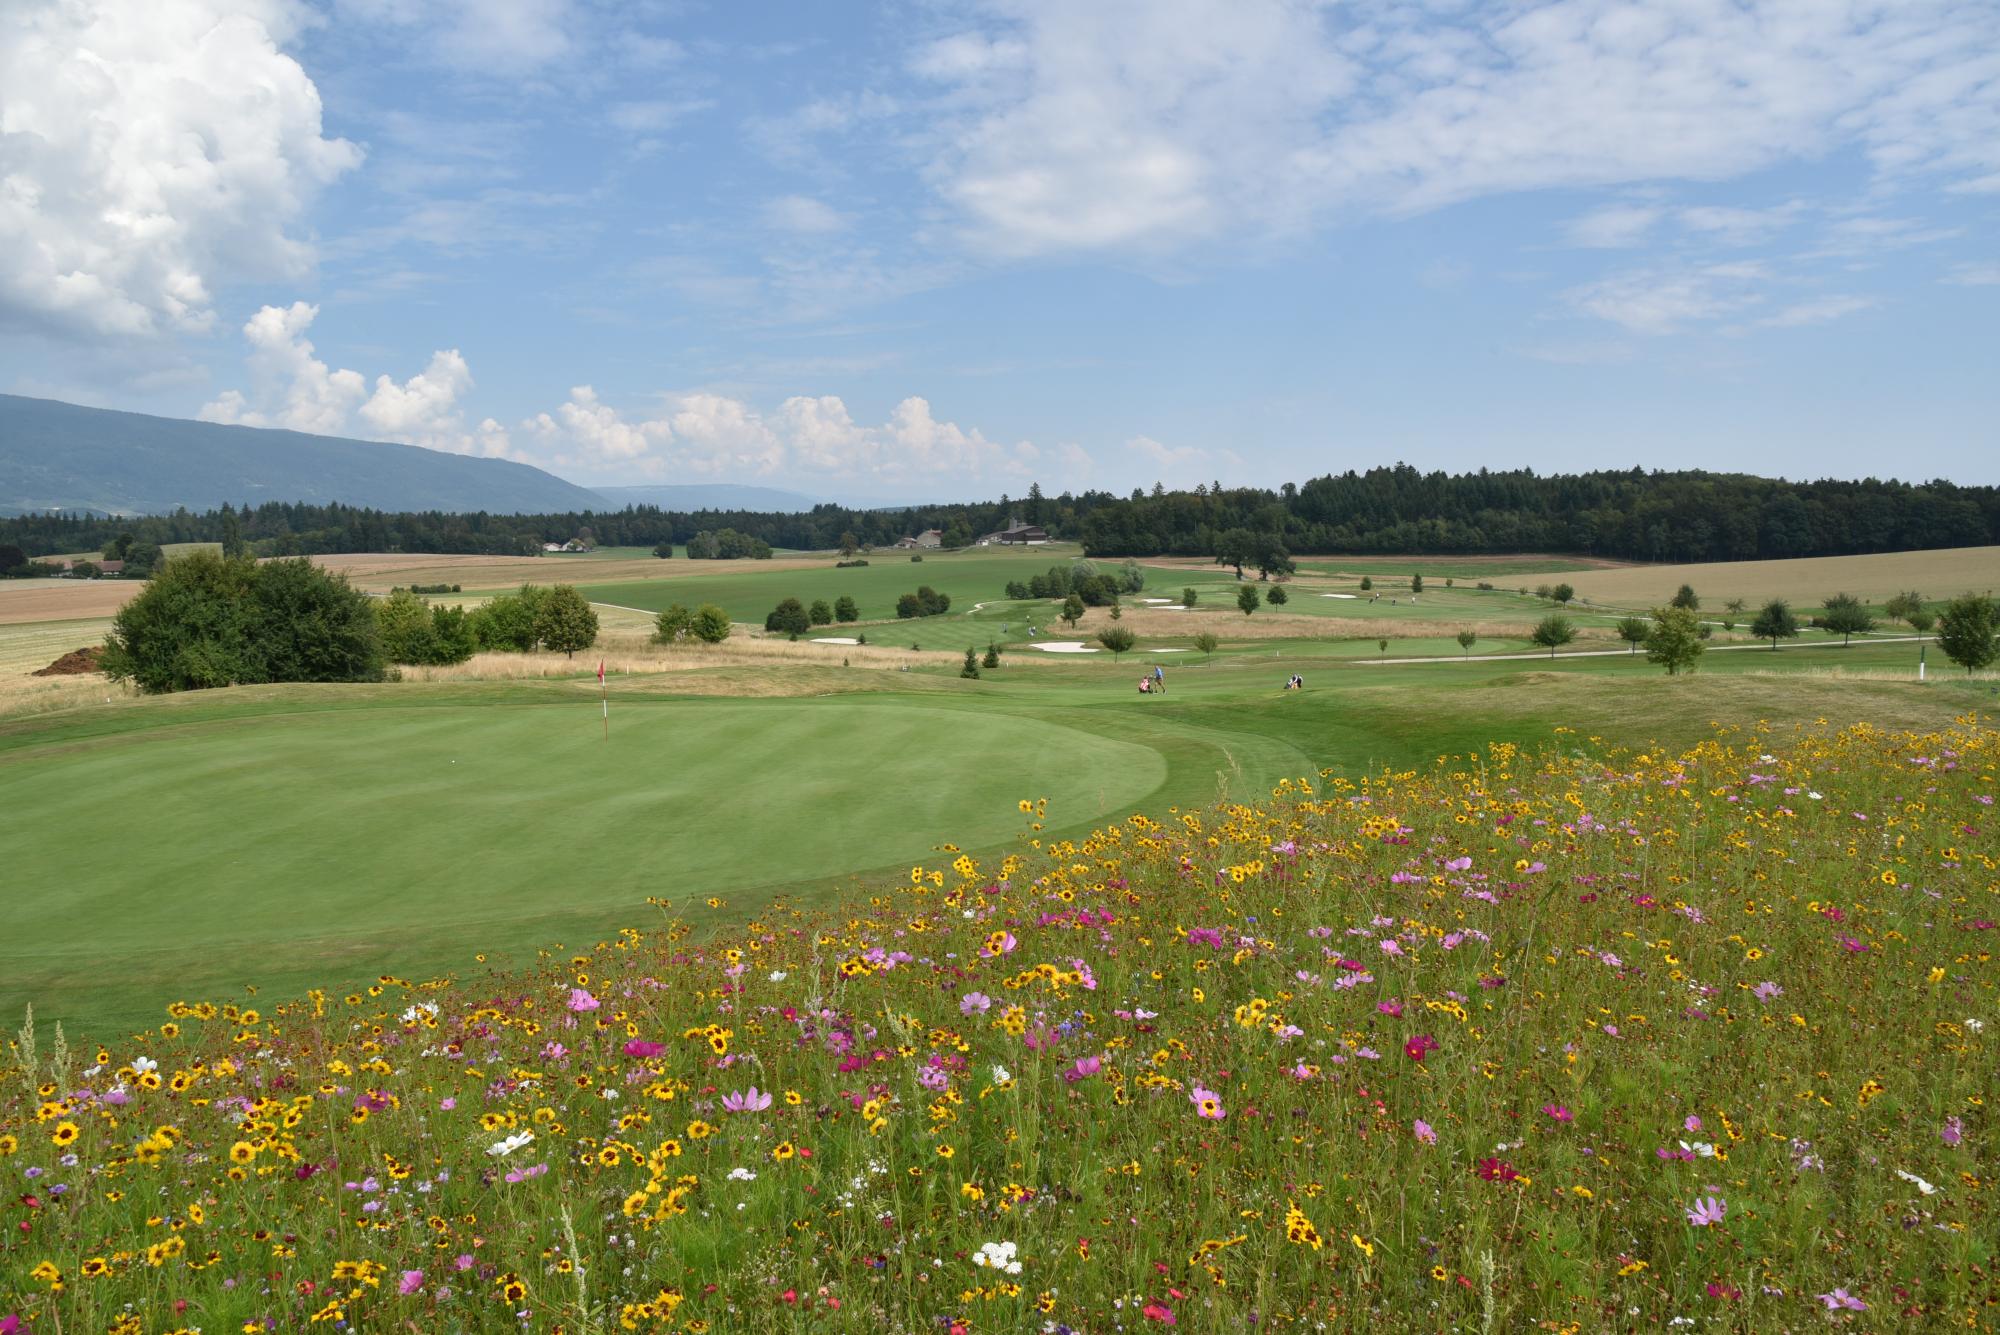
[766,597,811,637]
[835,559,870,569]
[469,585,546,652]
[961,647,981,679]
[1193,631,1220,658]
[686,529,772,560]
[910,553,923,562]
[1266,585,1288,606]
[654,604,694,644]
[653,542,675,559]
[834,595,859,623]
[1236,585,1260,616]
[1096,626,1136,658]
[1359,576,1372,591]
[100,551,383,693]
[691,604,732,644]
[1476,581,1494,591]
[895,586,951,619]
[808,599,833,627]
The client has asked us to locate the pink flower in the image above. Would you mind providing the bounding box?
[1817,1289,1868,1311]
[1685,1195,1726,1227]
[1942,1116,1964,1147]
[566,987,600,1013]
[622,1039,666,1059]
[438,1097,456,1111]
[1541,1104,1573,1124]
[1190,1085,1227,1120]
[1413,1118,1437,1144]
[1378,938,1404,956]
[1142,1302,1177,1324]
[1377,1000,1403,1017]
[721,1086,773,1113]
[398,1270,425,1295]
[1404,1034,1439,1062]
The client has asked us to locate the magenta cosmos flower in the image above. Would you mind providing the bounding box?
[1190,1085,1226,1120]
[566,987,600,1013]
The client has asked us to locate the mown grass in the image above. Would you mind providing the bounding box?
[2,718,1993,1332]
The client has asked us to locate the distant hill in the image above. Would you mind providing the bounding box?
[591,483,826,513]
[0,394,604,516]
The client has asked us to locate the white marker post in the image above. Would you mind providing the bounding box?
[598,659,609,739]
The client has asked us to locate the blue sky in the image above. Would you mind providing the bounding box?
[3,0,1997,498]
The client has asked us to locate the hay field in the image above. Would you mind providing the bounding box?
[312,550,834,591]
[1563,545,2000,607]
[0,615,124,716]
[0,577,140,623]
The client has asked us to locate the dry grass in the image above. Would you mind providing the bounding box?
[312,552,832,592]
[1562,545,2000,608]
[396,630,967,687]
[1136,552,1629,573]
[0,616,123,718]
[0,579,141,624]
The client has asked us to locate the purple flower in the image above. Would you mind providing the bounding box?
[622,1039,666,1059]
[1942,1116,1964,1147]
[399,1270,425,1295]
[1751,981,1783,1002]
[960,992,993,1016]
[1685,1195,1726,1227]
[1817,1289,1868,1311]
[1413,1118,1437,1145]
[1541,1104,1573,1124]
[721,1086,773,1113]
[566,987,600,1013]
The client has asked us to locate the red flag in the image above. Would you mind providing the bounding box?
[597,659,604,683]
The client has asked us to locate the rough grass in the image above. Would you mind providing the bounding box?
[2,720,1992,1332]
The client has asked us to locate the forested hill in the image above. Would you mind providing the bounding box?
[0,394,603,516]
[2,465,1995,564]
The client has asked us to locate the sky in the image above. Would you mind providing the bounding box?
[2,0,1997,500]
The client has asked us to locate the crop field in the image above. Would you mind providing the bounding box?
[0,577,140,623]
[1561,544,2000,608]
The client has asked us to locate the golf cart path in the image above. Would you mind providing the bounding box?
[1359,635,1929,666]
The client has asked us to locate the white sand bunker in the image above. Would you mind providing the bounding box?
[811,636,861,644]
[1032,641,1100,653]
[1320,593,1358,599]
[1149,647,1190,653]
[1140,598,1178,604]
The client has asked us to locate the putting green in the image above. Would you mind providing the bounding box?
[1,698,1164,1028]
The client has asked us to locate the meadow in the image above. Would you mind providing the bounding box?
[2,715,1993,1332]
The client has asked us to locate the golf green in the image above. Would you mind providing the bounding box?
[2,697,1163,1029]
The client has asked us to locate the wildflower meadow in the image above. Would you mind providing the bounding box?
[3,719,1995,1332]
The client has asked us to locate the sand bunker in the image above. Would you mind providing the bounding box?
[810,637,861,645]
[1032,641,1100,653]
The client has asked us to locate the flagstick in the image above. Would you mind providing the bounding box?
[599,659,609,741]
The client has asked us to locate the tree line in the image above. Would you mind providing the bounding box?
[6,466,1997,567]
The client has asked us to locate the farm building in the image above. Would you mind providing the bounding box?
[975,520,1048,546]
[894,529,944,549]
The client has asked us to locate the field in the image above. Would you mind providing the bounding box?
[3,538,1999,1332]
[1561,544,2000,607]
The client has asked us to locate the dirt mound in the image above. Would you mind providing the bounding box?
[32,646,105,676]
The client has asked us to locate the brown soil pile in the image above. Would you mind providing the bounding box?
[32,646,105,676]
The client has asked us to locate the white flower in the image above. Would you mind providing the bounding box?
[1807,791,1823,800]
[1679,1140,1718,1158]
[1895,1168,1938,1195]
[768,970,788,982]
[1965,1018,1985,1034]
[486,1130,535,1157]
[727,1167,758,1182]
[991,1064,1012,1084]
[973,1240,1022,1275]
[401,1002,440,1023]
[131,1056,158,1074]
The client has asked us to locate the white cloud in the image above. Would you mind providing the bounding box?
[335,0,575,75]
[1566,262,1769,335]
[1755,295,1876,329]
[1944,261,2000,286]
[906,1,2000,257]
[1677,202,1806,246]
[518,386,1039,484]
[0,0,360,338]
[762,196,852,234]
[201,301,505,455]
[1564,204,1661,249]
[1125,434,1225,488]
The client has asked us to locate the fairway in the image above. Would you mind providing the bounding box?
[0,694,1169,1028]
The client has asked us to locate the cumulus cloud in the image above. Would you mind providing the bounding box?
[334,0,575,75]
[905,1,2000,257]
[201,302,507,456]
[0,0,360,338]
[519,386,1038,484]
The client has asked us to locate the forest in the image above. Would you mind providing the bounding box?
[3,465,1994,565]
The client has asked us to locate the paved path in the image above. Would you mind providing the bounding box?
[1357,635,1929,666]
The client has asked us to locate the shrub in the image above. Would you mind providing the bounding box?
[691,604,732,644]
[1266,585,1289,606]
[1096,626,1136,658]
[766,598,811,637]
[1236,585,1260,616]
[835,559,870,569]
[895,587,951,619]
[1937,592,1998,675]
[654,604,694,643]
[100,551,382,693]
[808,599,833,627]
[834,596,859,623]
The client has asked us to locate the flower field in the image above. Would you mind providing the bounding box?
[3,719,1996,1333]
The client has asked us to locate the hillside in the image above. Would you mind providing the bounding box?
[0,394,604,515]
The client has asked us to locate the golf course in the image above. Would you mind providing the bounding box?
[4,541,1996,1032]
